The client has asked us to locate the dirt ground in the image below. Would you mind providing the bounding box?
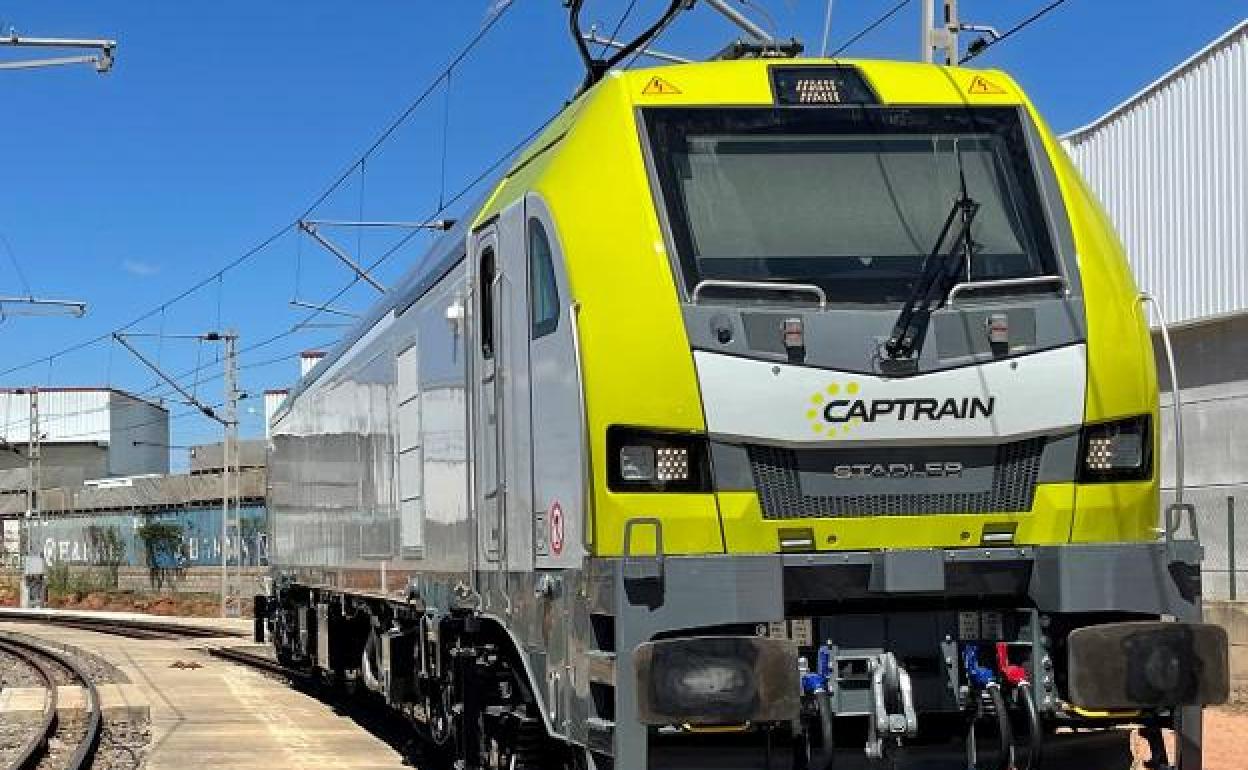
[49,589,229,616]
[1129,706,1248,769]
[0,583,245,617]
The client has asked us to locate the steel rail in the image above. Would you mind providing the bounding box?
[206,644,304,679]
[0,637,58,770]
[0,633,102,770]
[0,612,246,640]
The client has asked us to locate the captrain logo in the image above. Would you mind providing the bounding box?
[807,381,862,436]
[807,381,995,437]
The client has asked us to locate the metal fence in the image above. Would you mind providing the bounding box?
[1164,487,1248,601]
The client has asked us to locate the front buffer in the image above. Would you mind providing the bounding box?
[603,539,1227,770]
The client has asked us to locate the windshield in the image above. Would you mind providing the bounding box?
[644,106,1061,305]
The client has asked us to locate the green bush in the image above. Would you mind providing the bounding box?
[86,525,126,588]
[46,560,71,596]
[45,561,114,599]
[137,521,187,590]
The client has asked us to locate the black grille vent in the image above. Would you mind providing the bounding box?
[747,439,1044,519]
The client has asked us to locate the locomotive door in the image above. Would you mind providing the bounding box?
[471,203,535,575]
[473,227,506,564]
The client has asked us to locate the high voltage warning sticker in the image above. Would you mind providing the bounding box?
[642,76,681,95]
[967,76,1007,95]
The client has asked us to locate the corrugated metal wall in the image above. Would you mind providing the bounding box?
[0,389,168,446]
[0,389,112,443]
[1063,21,1248,599]
[263,391,288,440]
[1062,20,1248,326]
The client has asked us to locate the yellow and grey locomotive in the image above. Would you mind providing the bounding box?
[262,7,1228,769]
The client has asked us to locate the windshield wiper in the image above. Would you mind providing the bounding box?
[883,192,980,360]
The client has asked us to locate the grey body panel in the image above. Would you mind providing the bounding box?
[526,194,588,570]
[683,295,1086,375]
[269,267,474,581]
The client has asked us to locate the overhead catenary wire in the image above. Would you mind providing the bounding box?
[0,101,550,436]
[0,342,336,440]
[598,0,640,59]
[297,2,515,220]
[830,0,913,57]
[0,222,295,380]
[152,108,561,419]
[5,8,557,454]
[959,0,1073,63]
[624,9,681,69]
[0,231,34,297]
[0,3,519,383]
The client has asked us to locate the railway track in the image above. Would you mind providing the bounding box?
[1,615,420,767]
[0,633,102,770]
[204,644,304,680]
[0,613,244,642]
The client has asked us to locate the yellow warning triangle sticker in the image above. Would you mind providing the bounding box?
[967,75,1007,95]
[641,76,682,96]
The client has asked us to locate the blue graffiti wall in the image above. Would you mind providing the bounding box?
[25,506,268,568]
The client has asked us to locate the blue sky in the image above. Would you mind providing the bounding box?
[0,1,1243,453]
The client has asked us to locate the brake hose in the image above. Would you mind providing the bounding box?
[994,643,1042,770]
[1015,682,1043,770]
[986,682,1016,770]
[964,645,1015,770]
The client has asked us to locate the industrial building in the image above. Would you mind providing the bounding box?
[0,351,316,573]
[0,442,268,571]
[1062,18,1248,598]
[0,387,170,492]
[0,384,268,572]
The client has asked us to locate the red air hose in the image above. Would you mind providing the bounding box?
[996,642,1043,770]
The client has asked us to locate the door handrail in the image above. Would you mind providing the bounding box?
[570,301,595,550]
[1140,293,1185,505]
[691,279,827,308]
[946,274,1068,304]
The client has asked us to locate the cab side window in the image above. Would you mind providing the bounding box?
[479,246,496,358]
[528,219,560,339]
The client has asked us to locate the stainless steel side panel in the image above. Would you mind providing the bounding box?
[268,263,472,592]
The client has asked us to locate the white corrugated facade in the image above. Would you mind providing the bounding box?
[1062,20,1248,598]
[1062,19,1248,326]
[0,388,169,479]
[264,389,289,440]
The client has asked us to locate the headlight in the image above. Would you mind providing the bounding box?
[619,445,657,481]
[1078,416,1152,482]
[608,427,710,492]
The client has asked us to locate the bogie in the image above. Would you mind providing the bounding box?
[270,587,572,769]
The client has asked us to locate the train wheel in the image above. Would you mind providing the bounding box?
[506,714,545,770]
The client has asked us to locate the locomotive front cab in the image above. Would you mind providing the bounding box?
[579,62,1229,768]
[638,65,1139,554]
